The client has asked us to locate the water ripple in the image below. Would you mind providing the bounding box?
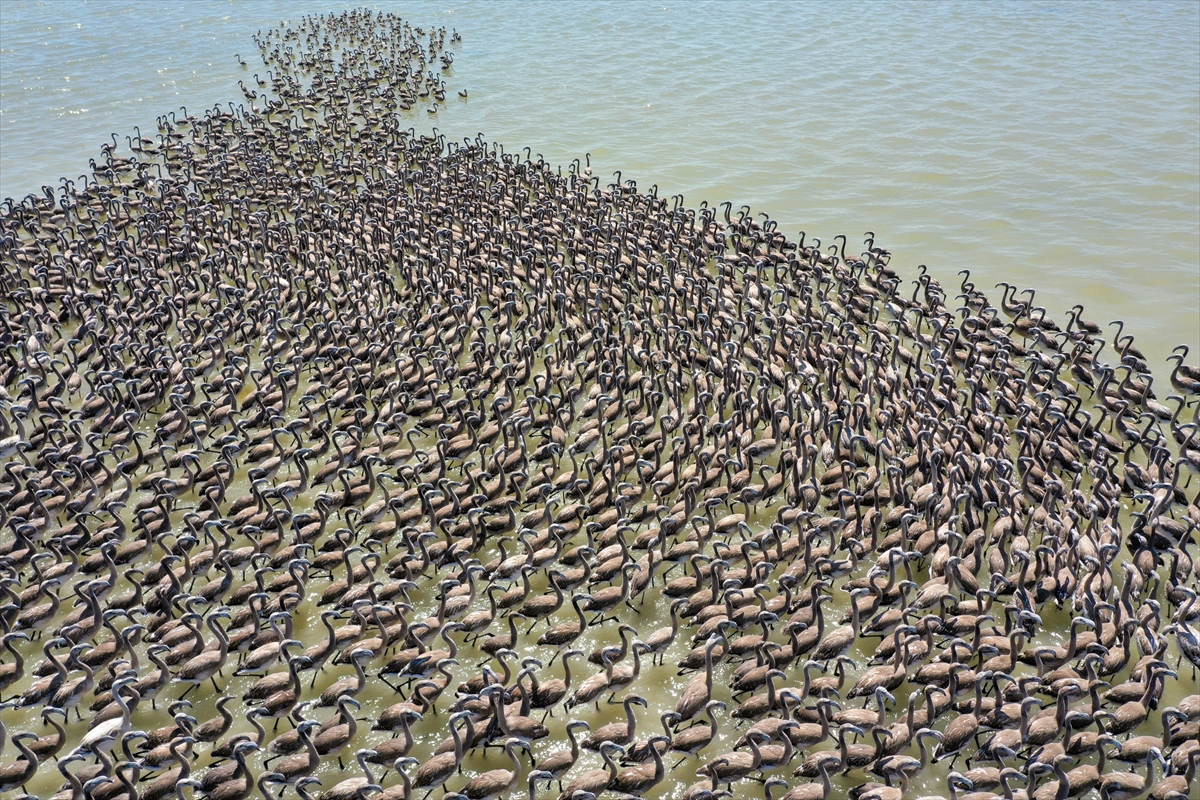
[1,0,1197,367]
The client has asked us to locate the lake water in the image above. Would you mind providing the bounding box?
[1,3,1199,798]
[2,1,1198,373]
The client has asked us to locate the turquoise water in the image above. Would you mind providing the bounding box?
[3,2,1198,374]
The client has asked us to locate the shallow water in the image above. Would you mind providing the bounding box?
[2,0,1198,373]
[1,4,1199,800]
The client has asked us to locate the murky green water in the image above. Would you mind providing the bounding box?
[1,3,1198,800]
